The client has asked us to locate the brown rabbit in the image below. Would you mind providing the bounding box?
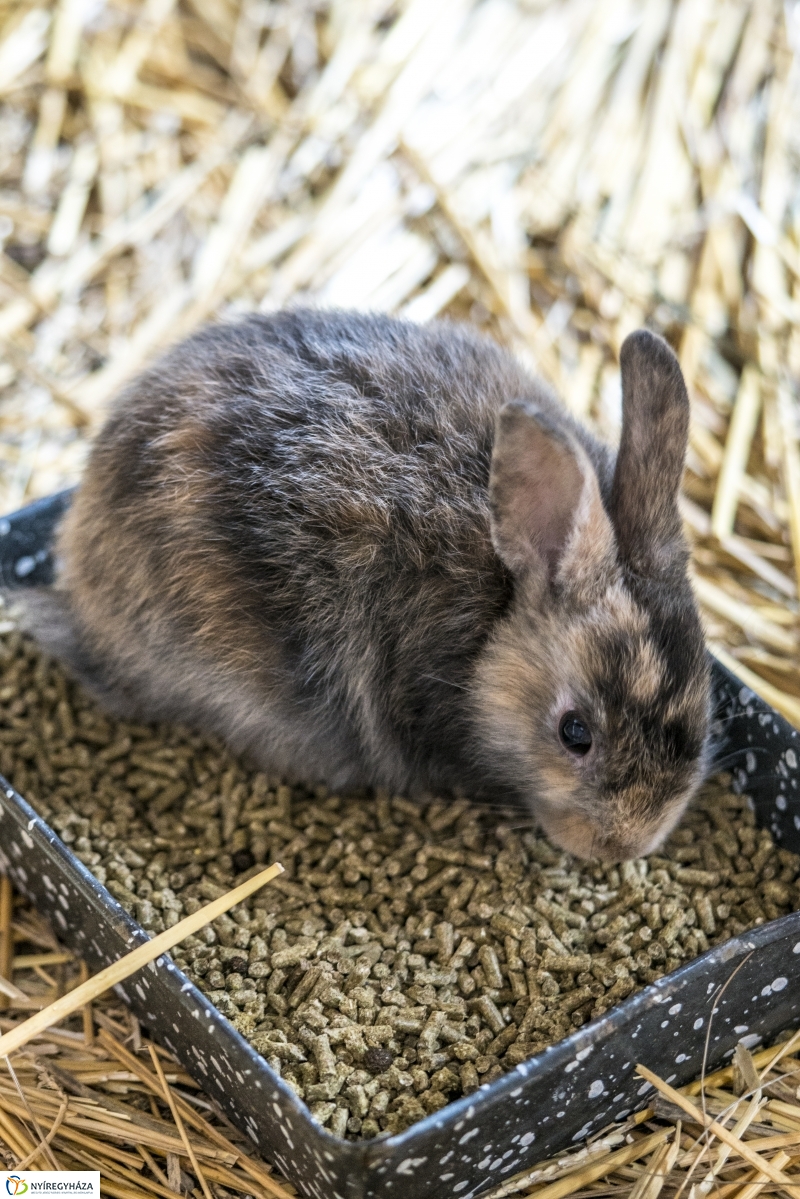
[18,310,710,861]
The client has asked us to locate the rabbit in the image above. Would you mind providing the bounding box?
[17,309,711,861]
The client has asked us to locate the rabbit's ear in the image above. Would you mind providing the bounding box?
[489,402,615,592]
[609,330,689,576]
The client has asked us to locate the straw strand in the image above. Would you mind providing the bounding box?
[0,861,283,1060]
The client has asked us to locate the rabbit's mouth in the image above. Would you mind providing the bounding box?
[534,809,625,862]
[535,797,689,863]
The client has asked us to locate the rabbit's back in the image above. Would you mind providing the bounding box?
[50,311,578,792]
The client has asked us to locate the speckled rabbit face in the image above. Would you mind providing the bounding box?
[474,584,710,861]
[478,330,711,861]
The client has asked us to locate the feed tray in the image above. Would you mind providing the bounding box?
[1,491,800,1199]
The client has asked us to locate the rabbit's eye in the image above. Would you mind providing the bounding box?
[559,712,592,755]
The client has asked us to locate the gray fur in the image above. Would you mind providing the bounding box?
[15,310,710,860]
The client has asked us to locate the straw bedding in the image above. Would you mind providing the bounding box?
[1,0,800,1191]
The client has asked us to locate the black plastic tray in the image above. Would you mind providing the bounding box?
[2,491,800,1199]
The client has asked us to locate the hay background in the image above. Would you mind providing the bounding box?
[1,0,800,709]
[2,0,800,1194]
[0,0,799,718]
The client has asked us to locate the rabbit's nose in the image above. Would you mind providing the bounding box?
[590,834,639,863]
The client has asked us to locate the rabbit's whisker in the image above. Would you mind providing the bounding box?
[421,675,469,692]
[706,746,772,771]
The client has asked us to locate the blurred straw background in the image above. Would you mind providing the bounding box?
[1,0,800,719]
[0,0,799,714]
[3,0,800,1194]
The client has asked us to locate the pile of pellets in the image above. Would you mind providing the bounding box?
[1,627,799,1139]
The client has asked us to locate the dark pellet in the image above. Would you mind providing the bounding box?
[364,1047,394,1074]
